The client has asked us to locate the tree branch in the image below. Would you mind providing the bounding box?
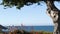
[46,1,59,11]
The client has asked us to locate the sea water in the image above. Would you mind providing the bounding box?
[6,26,54,32]
[21,26,54,32]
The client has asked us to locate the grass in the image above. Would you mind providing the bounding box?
[0,30,53,34]
[30,30,53,34]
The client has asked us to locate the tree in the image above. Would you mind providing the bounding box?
[0,0,60,34]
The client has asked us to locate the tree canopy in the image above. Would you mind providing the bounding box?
[0,0,60,9]
[1,0,59,9]
[1,0,41,9]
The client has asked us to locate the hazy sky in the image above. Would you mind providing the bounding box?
[0,1,60,26]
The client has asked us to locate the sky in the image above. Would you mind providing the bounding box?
[0,1,60,26]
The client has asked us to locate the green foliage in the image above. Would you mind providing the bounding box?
[1,0,41,9]
[0,0,60,9]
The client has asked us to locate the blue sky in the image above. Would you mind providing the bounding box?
[0,1,60,26]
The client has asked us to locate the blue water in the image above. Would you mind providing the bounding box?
[19,26,54,32]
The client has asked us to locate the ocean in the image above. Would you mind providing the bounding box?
[15,26,54,32]
[6,26,54,32]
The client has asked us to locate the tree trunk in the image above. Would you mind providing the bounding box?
[46,1,60,34]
